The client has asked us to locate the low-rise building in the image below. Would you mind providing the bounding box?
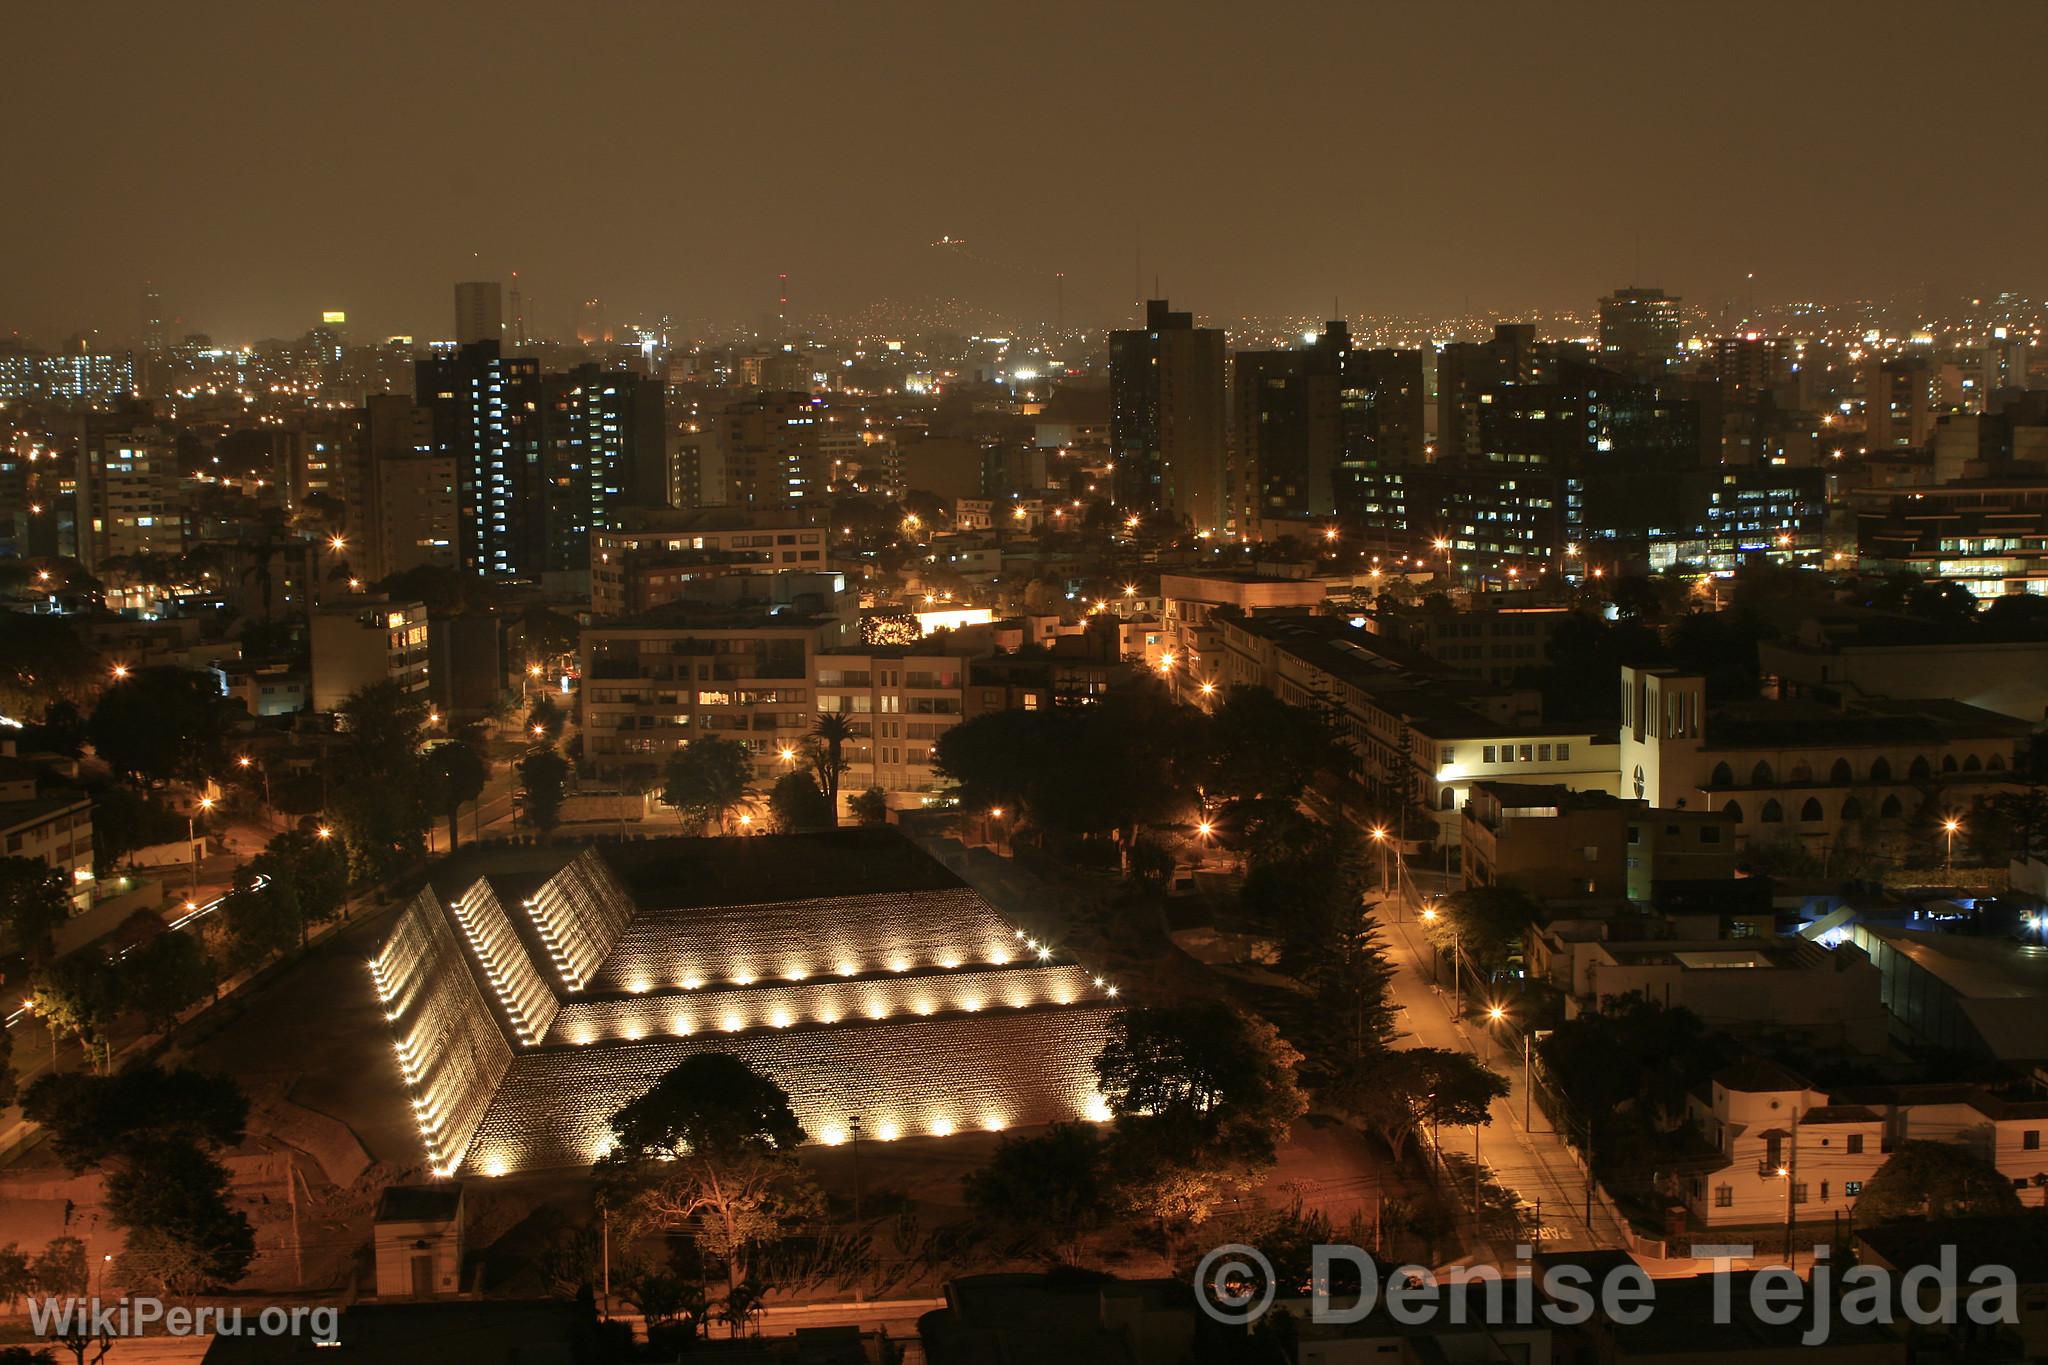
[1685,1059,2048,1228]
[1569,938,1886,1052]
[0,756,93,912]
[1460,782,1736,905]
[1618,665,2029,851]
[1850,926,2048,1064]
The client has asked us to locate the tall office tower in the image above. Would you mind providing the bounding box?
[1230,322,1428,533]
[75,419,185,571]
[1435,323,1539,465]
[1598,287,1684,377]
[1109,298,1227,531]
[453,281,503,345]
[415,341,543,575]
[539,366,669,572]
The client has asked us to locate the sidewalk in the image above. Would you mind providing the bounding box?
[1373,873,1635,1253]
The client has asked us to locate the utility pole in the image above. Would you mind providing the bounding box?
[848,1116,865,1304]
[1522,1030,1533,1131]
[1784,1108,1800,1260]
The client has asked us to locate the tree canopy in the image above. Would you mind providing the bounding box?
[601,1053,819,1299]
[661,737,756,835]
[1854,1140,2025,1228]
[90,666,229,785]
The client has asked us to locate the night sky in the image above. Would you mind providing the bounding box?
[7,0,2043,344]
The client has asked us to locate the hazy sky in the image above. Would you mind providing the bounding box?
[6,1,2043,345]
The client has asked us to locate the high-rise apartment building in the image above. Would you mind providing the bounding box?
[539,366,668,572]
[1110,299,1227,531]
[1598,287,1684,377]
[415,342,543,576]
[705,391,838,508]
[453,281,503,346]
[75,420,184,570]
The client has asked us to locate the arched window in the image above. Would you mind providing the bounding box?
[1751,760,1776,785]
[1880,794,1903,819]
[1830,758,1853,783]
[1800,798,1823,822]
[1841,796,1864,819]
[1869,757,1893,782]
[1722,800,1744,822]
[1761,799,1784,823]
[1909,756,1932,780]
[1710,762,1734,787]
[1442,787,1458,811]
[1790,760,1814,783]
[1941,754,1958,774]
[1963,754,1982,773]
[1989,754,2007,772]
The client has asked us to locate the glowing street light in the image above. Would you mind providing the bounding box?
[1198,680,1217,698]
[1368,824,1390,894]
[315,826,333,840]
[110,663,130,680]
[1942,815,1962,878]
[328,534,347,552]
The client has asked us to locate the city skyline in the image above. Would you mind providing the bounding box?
[7,1,2047,345]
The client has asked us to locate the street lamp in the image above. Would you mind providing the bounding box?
[1369,824,1390,895]
[188,795,216,892]
[1942,815,1962,880]
[110,662,130,681]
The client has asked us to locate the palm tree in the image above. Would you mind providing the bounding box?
[811,713,854,814]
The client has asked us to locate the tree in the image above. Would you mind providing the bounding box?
[529,694,564,741]
[251,827,349,949]
[30,953,120,1072]
[89,666,228,786]
[22,1063,247,1171]
[601,1053,821,1299]
[1854,1141,2024,1228]
[1335,1048,1508,1162]
[1093,1003,1306,1166]
[519,747,570,841]
[422,739,489,851]
[330,680,433,880]
[767,771,834,833]
[29,1236,86,1296]
[104,1140,256,1296]
[1206,685,1348,803]
[810,713,855,810]
[1425,885,1541,980]
[0,1243,30,1311]
[220,863,302,970]
[121,931,215,1034]
[848,787,888,826]
[963,1122,1115,1265]
[0,857,72,962]
[661,737,756,835]
[0,612,99,722]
